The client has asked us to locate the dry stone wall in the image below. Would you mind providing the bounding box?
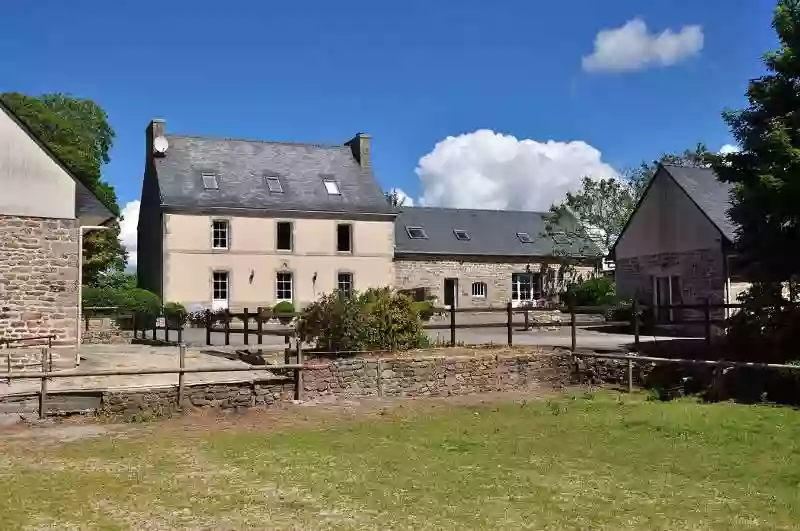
[0,215,78,366]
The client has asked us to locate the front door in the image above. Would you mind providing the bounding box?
[511,273,534,307]
[444,278,458,309]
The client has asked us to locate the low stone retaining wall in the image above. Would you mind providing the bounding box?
[82,317,134,345]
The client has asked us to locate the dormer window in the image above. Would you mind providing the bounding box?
[406,226,427,239]
[323,178,340,195]
[266,176,283,193]
[202,172,218,190]
[453,229,470,241]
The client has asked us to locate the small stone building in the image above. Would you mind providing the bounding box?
[394,207,601,309]
[0,100,114,366]
[611,163,747,321]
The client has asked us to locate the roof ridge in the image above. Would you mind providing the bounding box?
[403,205,551,215]
[165,133,345,149]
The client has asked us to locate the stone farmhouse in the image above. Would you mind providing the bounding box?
[394,207,602,308]
[0,99,114,363]
[611,163,747,321]
[136,120,396,311]
[136,120,602,311]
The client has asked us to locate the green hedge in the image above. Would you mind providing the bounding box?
[82,286,162,316]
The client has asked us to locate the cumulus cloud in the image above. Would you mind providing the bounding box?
[582,18,703,73]
[416,130,616,211]
[119,200,139,268]
[719,144,740,155]
[389,188,415,206]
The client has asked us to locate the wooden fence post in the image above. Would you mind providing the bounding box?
[132,312,137,339]
[178,342,186,408]
[177,314,183,345]
[569,299,577,353]
[506,302,513,346]
[205,309,212,346]
[524,309,530,331]
[243,307,249,346]
[704,298,712,348]
[284,336,290,364]
[627,359,633,393]
[152,316,157,341]
[38,350,47,419]
[224,309,231,346]
[633,299,640,353]
[164,314,170,343]
[450,308,456,347]
[294,325,303,401]
[257,306,263,346]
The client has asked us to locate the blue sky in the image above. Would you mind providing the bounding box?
[1,1,777,217]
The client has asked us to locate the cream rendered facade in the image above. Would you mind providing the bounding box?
[162,213,395,310]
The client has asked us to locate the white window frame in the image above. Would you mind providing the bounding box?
[202,172,219,190]
[266,176,283,193]
[276,271,293,302]
[212,271,229,310]
[337,272,354,296]
[323,178,340,195]
[471,281,487,298]
[212,219,229,250]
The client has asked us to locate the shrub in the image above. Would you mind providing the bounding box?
[273,301,296,324]
[566,277,617,306]
[163,302,186,316]
[301,287,429,353]
[411,300,435,321]
[119,288,162,316]
[82,286,122,315]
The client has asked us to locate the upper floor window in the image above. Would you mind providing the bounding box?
[202,172,218,190]
[212,220,229,249]
[323,178,340,195]
[337,223,353,253]
[276,221,293,251]
[406,226,427,239]
[266,176,283,193]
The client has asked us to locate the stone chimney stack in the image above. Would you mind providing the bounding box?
[146,119,166,158]
[345,133,371,168]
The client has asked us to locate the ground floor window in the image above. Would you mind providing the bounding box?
[337,272,353,297]
[212,271,229,310]
[276,272,293,302]
[471,281,487,298]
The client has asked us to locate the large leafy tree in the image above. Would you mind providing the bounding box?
[0,92,126,283]
[713,0,800,290]
[548,144,711,254]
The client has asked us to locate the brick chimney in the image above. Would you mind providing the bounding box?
[345,133,371,168]
[146,119,166,158]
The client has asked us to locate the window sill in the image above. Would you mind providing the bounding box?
[276,249,293,253]
[211,247,230,252]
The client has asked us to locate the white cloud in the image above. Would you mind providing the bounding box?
[416,129,617,211]
[119,200,139,268]
[719,144,740,155]
[390,188,415,206]
[582,18,703,73]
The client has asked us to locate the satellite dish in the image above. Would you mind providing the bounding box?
[153,136,169,154]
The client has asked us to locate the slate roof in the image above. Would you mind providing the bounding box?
[662,164,736,241]
[154,135,393,216]
[0,99,115,224]
[394,207,603,258]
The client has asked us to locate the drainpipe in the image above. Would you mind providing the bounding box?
[77,226,111,365]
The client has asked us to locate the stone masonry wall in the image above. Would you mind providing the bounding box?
[82,317,134,345]
[395,257,596,308]
[0,215,78,367]
[615,248,726,321]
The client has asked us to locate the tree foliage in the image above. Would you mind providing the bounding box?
[712,0,800,288]
[0,92,126,284]
[384,189,407,207]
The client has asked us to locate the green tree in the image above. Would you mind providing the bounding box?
[384,189,407,207]
[0,92,126,283]
[713,0,800,291]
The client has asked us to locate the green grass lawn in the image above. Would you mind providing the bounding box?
[1,393,799,530]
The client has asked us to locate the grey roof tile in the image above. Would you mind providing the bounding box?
[155,135,393,216]
[395,207,603,258]
[662,164,736,241]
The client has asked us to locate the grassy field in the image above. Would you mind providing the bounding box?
[1,393,799,530]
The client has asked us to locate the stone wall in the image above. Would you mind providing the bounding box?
[394,256,597,308]
[615,248,726,320]
[82,317,135,345]
[0,215,78,364]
